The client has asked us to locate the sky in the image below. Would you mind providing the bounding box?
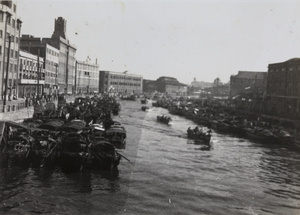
[16,0,300,84]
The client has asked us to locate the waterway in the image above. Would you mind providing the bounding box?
[0,99,300,215]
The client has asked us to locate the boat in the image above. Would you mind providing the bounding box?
[141,98,148,104]
[90,140,121,170]
[157,115,172,124]
[105,125,127,149]
[187,126,211,144]
[245,128,275,143]
[141,106,149,111]
[120,94,136,101]
[58,131,92,171]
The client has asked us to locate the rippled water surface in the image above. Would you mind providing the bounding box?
[1,100,300,215]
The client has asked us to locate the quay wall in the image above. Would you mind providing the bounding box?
[0,106,34,122]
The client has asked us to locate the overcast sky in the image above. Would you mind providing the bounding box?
[16,0,300,84]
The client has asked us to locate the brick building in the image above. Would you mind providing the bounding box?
[265,58,300,118]
[155,76,187,96]
[230,71,267,99]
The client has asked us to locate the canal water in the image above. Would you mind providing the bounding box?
[1,100,300,215]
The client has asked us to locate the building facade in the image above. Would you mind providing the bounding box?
[20,35,59,96]
[155,76,187,96]
[99,71,143,94]
[43,17,76,94]
[0,1,22,99]
[265,58,300,118]
[18,50,44,97]
[76,59,99,94]
[230,71,267,99]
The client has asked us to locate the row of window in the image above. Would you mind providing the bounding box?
[269,65,300,72]
[110,82,141,87]
[20,60,43,68]
[0,11,20,30]
[110,75,141,81]
[19,73,45,80]
[46,48,59,57]
[0,31,19,44]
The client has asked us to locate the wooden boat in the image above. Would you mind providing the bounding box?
[141,98,148,104]
[120,94,136,101]
[245,128,275,143]
[141,106,149,111]
[58,131,91,171]
[90,140,121,170]
[187,126,211,144]
[105,125,127,149]
[157,115,172,124]
[272,129,295,144]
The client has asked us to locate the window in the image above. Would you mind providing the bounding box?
[0,12,3,22]
[13,4,16,12]
[12,19,15,28]
[7,17,10,25]
[0,30,2,38]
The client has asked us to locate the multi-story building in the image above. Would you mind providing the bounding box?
[230,71,267,99]
[99,71,143,94]
[265,58,300,118]
[143,79,157,94]
[0,1,22,99]
[20,35,59,96]
[155,76,187,96]
[43,17,76,94]
[76,58,99,94]
[18,50,44,97]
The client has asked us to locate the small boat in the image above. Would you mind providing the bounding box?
[245,128,275,143]
[90,140,121,171]
[105,125,127,149]
[157,115,172,124]
[141,106,149,111]
[187,126,211,144]
[120,94,136,101]
[141,98,148,104]
[58,131,92,171]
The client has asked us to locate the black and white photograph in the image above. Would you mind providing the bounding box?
[0,0,300,214]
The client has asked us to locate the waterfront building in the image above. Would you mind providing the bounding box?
[266,58,300,118]
[155,76,187,96]
[76,58,99,94]
[18,50,44,97]
[230,71,267,99]
[0,1,22,99]
[143,79,157,94]
[42,17,76,94]
[20,17,76,95]
[20,35,59,96]
[99,71,143,94]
